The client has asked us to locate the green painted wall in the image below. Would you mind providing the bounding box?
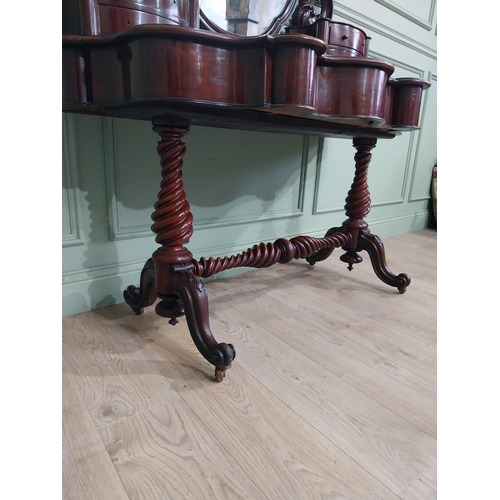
[62,0,437,317]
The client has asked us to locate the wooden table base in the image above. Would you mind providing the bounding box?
[124,119,410,381]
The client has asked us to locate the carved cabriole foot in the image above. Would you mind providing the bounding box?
[357,231,411,293]
[123,258,157,315]
[171,263,236,381]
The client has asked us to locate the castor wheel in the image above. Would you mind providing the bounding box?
[214,368,226,382]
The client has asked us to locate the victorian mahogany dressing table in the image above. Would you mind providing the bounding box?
[62,0,430,381]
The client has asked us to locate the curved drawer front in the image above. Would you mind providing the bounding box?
[315,57,394,124]
[88,26,272,106]
[271,35,327,113]
[62,25,431,132]
[326,23,370,57]
[388,78,431,129]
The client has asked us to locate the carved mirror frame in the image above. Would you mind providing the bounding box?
[199,0,334,36]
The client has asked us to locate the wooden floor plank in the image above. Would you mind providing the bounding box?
[138,318,402,499]
[210,284,436,438]
[337,321,437,383]
[235,255,436,347]
[398,463,437,500]
[62,310,181,428]
[62,360,130,500]
[98,399,268,500]
[206,291,436,493]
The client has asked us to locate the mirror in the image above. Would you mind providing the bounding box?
[200,0,293,36]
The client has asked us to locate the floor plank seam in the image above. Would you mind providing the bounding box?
[95,418,133,500]
[210,324,418,496]
[174,373,273,500]
[226,297,438,439]
[396,460,437,497]
[63,359,132,500]
[336,323,437,385]
[225,360,396,497]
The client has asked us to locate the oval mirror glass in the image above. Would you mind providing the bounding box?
[200,0,291,36]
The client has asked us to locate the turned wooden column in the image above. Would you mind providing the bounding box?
[340,137,376,269]
[338,137,411,293]
[122,119,192,317]
[150,119,194,320]
[150,118,236,380]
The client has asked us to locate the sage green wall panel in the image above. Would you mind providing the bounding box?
[313,138,356,214]
[183,126,306,222]
[409,73,438,201]
[106,118,307,241]
[364,135,413,204]
[335,1,437,58]
[374,0,436,31]
[104,117,159,238]
[62,2,437,317]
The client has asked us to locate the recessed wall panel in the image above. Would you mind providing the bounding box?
[375,0,435,30]
[409,73,437,201]
[108,119,307,239]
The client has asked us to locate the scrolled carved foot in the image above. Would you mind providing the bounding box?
[395,273,411,294]
[171,267,236,381]
[123,258,157,315]
[358,232,412,292]
[212,343,236,382]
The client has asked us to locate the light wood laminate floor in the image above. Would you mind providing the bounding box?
[62,229,437,500]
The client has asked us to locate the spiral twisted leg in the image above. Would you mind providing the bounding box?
[339,138,376,270]
[151,122,194,266]
[337,138,411,292]
[123,118,236,381]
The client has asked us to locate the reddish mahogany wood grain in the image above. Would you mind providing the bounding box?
[63,0,199,35]
[390,78,431,129]
[272,35,326,112]
[315,57,394,123]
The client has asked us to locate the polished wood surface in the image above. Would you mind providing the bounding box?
[63,0,200,35]
[62,229,437,499]
[62,1,430,131]
[62,0,431,380]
